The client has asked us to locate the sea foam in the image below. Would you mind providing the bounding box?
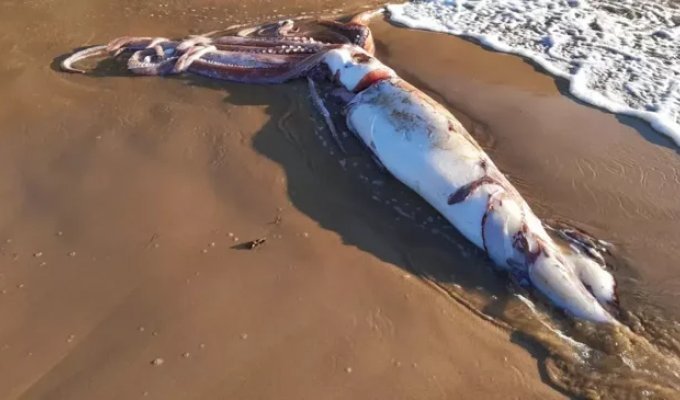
[387,0,680,146]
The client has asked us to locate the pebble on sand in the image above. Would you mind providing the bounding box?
[151,357,164,366]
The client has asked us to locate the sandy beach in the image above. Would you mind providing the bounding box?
[1,0,679,398]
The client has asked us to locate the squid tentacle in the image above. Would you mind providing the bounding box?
[60,10,382,74]
[180,50,330,84]
[174,44,217,73]
[60,45,109,73]
[307,77,347,154]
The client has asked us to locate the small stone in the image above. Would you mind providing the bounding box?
[240,333,248,340]
[302,232,309,238]
[152,331,158,336]
[202,249,208,254]
[40,261,47,267]
[182,352,191,358]
[209,242,216,247]
[227,232,234,238]
[138,326,145,332]
[233,237,239,242]
[17,283,24,289]
[1,290,7,295]
[199,343,206,349]
[5,239,12,244]
[151,357,164,366]
[345,367,352,374]
[56,231,63,236]
[68,251,76,257]
[66,334,75,343]
[33,252,43,258]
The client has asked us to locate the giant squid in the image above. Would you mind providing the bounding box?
[61,10,619,324]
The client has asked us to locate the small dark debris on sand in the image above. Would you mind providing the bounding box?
[232,237,267,250]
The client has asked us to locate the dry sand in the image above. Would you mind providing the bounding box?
[1,0,679,399]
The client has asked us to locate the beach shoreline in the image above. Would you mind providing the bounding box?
[1,0,679,398]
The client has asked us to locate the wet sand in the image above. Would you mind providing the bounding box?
[1,0,679,398]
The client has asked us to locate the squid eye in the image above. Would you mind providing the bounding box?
[351,52,371,64]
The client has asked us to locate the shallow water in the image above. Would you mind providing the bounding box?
[1,0,680,398]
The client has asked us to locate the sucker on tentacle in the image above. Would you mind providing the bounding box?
[59,12,620,324]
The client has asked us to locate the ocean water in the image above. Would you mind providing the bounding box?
[387,0,680,146]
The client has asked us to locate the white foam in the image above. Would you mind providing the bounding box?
[387,0,680,146]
